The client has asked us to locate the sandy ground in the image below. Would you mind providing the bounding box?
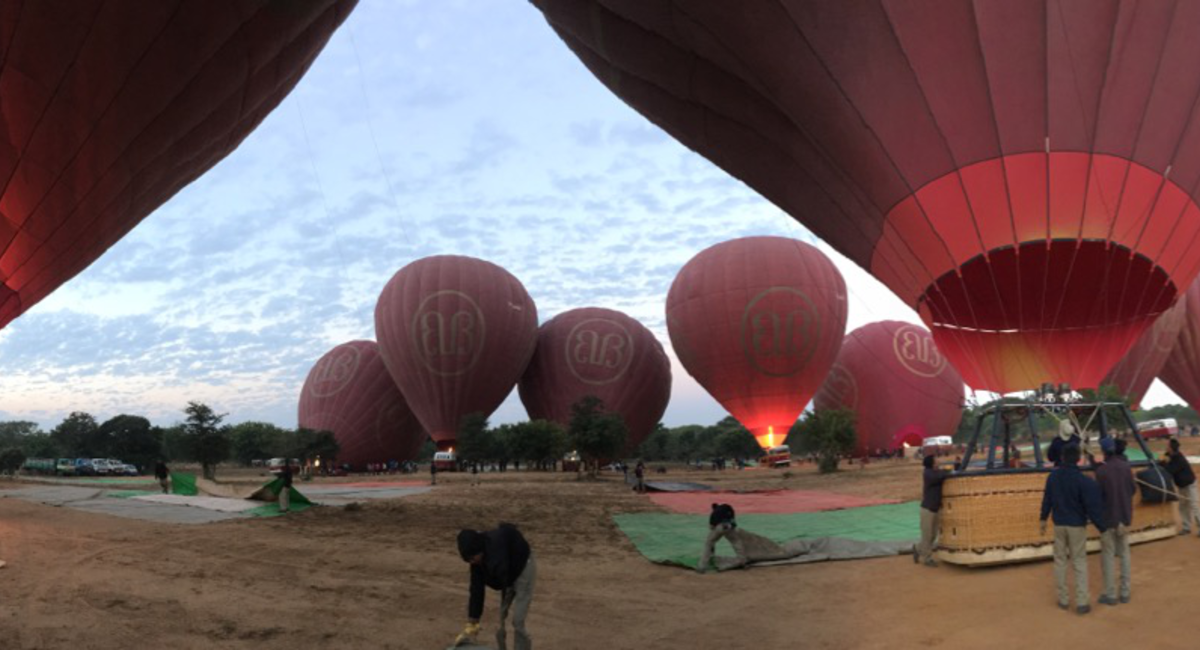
[1,439,1198,650]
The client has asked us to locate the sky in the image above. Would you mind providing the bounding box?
[0,0,1186,430]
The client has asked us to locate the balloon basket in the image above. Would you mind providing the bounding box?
[936,471,1176,567]
[937,397,1177,566]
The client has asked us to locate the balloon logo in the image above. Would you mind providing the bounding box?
[893,325,947,378]
[411,290,486,377]
[822,364,859,410]
[566,318,634,385]
[305,345,362,398]
[740,287,820,377]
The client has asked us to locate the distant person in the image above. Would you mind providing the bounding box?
[1192,425,1199,438]
[1095,438,1134,606]
[634,461,646,494]
[1047,420,1081,467]
[915,455,950,567]
[278,461,293,513]
[1160,438,1200,536]
[431,461,438,486]
[1040,444,1106,614]
[455,523,535,650]
[471,463,480,487]
[154,460,170,494]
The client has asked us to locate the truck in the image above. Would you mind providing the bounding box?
[21,458,55,475]
[761,445,792,468]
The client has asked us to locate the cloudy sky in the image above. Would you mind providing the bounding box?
[0,0,1185,430]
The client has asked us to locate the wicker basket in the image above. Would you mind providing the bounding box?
[937,470,1177,567]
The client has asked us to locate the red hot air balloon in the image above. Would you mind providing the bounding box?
[533,0,1200,394]
[375,256,538,449]
[1159,278,1200,412]
[0,1,354,329]
[1103,289,1189,408]
[518,307,671,452]
[666,236,846,450]
[815,321,964,457]
[298,341,426,470]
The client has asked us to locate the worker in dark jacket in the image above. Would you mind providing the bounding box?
[154,460,170,494]
[1047,420,1081,467]
[916,454,950,567]
[455,524,536,650]
[1040,444,1107,614]
[1095,438,1134,605]
[1160,438,1200,536]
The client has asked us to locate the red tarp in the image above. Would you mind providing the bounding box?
[649,490,896,515]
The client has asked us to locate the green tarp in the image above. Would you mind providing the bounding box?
[171,472,198,496]
[615,501,921,569]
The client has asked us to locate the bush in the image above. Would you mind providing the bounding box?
[791,409,857,474]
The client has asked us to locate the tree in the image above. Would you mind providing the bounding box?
[19,433,58,459]
[183,402,230,480]
[294,428,340,466]
[50,412,99,456]
[506,420,568,470]
[456,413,494,468]
[229,421,285,465]
[791,409,857,474]
[0,447,25,475]
[568,395,627,476]
[636,423,671,461]
[0,421,41,450]
[100,415,161,471]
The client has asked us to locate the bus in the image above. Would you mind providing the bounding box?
[1138,418,1178,440]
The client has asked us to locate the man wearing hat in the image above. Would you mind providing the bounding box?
[1047,419,1081,468]
[1095,437,1134,605]
[454,523,535,650]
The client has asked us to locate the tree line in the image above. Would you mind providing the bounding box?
[0,401,338,480]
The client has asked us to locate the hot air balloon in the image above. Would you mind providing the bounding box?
[1103,289,1189,408]
[0,1,354,329]
[666,236,847,450]
[1159,278,1200,412]
[375,256,538,449]
[518,307,671,452]
[533,0,1200,394]
[298,341,426,470]
[814,321,965,457]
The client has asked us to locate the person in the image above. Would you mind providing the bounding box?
[154,460,170,494]
[697,503,806,572]
[1159,438,1200,536]
[1040,444,1106,614]
[455,524,536,650]
[915,454,950,567]
[278,461,293,513]
[1095,437,1134,606]
[634,461,646,494]
[471,462,480,487]
[1047,419,1081,467]
[431,460,438,486]
[1191,425,1199,438]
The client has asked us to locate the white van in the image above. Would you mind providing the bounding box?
[1138,418,1178,440]
[921,436,955,457]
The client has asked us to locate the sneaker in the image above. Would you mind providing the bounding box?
[923,558,939,568]
[1098,595,1119,606]
[1076,605,1091,615]
[1057,602,1069,611]
[1120,594,1131,604]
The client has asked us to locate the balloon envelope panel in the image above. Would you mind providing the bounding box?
[519,307,671,452]
[1159,279,1200,413]
[0,1,355,328]
[666,236,847,450]
[374,256,539,448]
[814,321,965,457]
[1103,288,1189,409]
[532,0,1200,393]
[298,340,426,469]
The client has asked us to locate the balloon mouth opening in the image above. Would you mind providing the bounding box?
[754,427,781,451]
[918,239,1176,333]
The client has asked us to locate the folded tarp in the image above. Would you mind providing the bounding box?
[615,501,920,570]
[643,481,713,492]
[650,489,896,514]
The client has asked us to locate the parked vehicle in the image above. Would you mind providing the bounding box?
[1138,418,1178,440]
[267,458,301,475]
[433,451,458,472]
[21,458,55,475]
[74,458,97,476]
[115,463,138,476]
[921,436,956,457]
[55,458,76,476]
[762,445,792,468]
[90,458,113,475]
[561,451,580,473]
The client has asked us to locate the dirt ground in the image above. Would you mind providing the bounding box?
[1,439,1198,650]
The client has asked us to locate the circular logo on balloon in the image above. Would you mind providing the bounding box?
[740,287,820,377]
[823,363,859,409]
[411,290,486,377]
[565,318,635,385]
[306,345,362,398]
[892,324,946,378]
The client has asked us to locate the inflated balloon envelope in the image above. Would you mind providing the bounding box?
[0,1,354,328]
[533,0,1200,393]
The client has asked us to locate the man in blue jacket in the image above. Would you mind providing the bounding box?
[455,524,536,650]
[1040,444,1106,614]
